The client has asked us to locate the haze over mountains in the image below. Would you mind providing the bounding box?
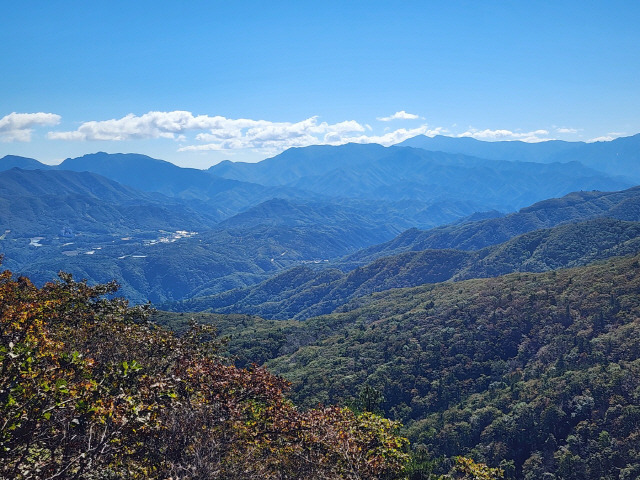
[399,133,640,181]
[4,133,640,479]
[1,133,639,305]
[167,190,640,319]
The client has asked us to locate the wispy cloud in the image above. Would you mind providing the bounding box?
[48,110,443,154]
[337,126,446,147]
[587,132,624,143]
[555,127,579,134]
[457,128,551,142]
[182,116,367,152]
[48,111,246,141]
[0,112,61,142]
[376,111,420,122]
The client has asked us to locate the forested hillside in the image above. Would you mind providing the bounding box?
[168,216,640,320]
[157,253,640,479]
[344,185,640,267]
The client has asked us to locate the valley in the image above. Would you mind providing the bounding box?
[3,134,640,479]
[5,5,639,478]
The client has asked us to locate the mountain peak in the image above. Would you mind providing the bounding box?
[0,155,50,171]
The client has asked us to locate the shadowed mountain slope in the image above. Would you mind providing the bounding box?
[399,133,640,181]
[169,218,640,319]
[0,168,220,236]
[344,186,640,267]
[209,143,630,211]
[0,155,50,170]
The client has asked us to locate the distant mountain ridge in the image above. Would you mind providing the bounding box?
[57,152,315,217]
[344,185,640,266]
[2,140,634,222]
[170,217,640,319]
[398,135,583,163]
[0,168,220,236]
[0,155,50,170]
[399,133,640,181]
[208,143,631,211]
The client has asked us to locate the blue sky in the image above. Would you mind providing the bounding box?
[1,1,639,168]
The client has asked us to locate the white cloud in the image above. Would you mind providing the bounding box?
[179,117,365,153]
[337,125,446,147]
[180,116,367,152]
[556,127,579,134]
[587,136,614,143]
[48,111,237,141]
[181,121,443,153]
[587,132,625,143]
[457,128,551,142]
[48,111,368,154]
[0,112,61,142]
[377,110,421,122]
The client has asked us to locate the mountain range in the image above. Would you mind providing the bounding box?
[1,135,638,306]
[4,134,640,478]
[167,214,640,319]
[399,132,640,181]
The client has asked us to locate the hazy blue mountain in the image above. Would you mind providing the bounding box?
[399,133,640,181]
[343,185,640,267]
[0,168,221,237]
[26,147,634,231]
[50,151,508,229]
[553,133,640,180]
[208,143,390,185]
[170,217,640,319]
[58,152,221,197]
[0,155,51,170]
[57,152,316,217]
[1,167,162,202]
[209,143,631,211]
[397,135,582,163]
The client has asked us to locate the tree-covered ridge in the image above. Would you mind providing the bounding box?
[251,253,640,479]
[344,186,640,267]
[0,268,410,479]
[157,254,640,478]
[0,168,221,236]
[168,218,640,320]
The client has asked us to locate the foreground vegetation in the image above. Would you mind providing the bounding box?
[158,253,640,479]
[268,254,640,479]
[0,267,412,479]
